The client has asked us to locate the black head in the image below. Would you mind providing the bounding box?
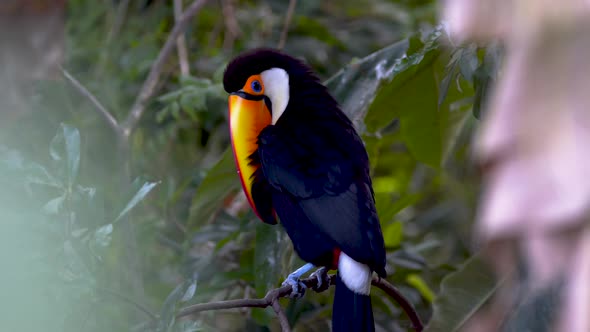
[224,48,344,130]
[223,48,321,94]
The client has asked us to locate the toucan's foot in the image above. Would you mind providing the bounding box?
[310,266,330,292]
[282,262,314,299]
[282,274,307,298]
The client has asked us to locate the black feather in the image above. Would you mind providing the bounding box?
[224,48,317,94]
[333,273,375,332]
[247,150,277,225]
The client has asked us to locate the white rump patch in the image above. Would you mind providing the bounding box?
[338,252,372,295]
[260,68,289,124]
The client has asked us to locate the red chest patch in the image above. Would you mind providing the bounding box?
[331,248,341,270]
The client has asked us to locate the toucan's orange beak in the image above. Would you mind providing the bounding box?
[228,93,271,219]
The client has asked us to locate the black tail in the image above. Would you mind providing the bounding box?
[332,272,375,332]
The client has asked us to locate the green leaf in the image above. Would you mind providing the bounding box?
[425,254,502,332]
[173,320,202,332]
[50,124,81,185]
[252,222,285,325]
[93,223,113,248]
[458,45,479,82]
[25,164,63,190]
[389,194,422,216]
[397,65,441,167]
[42,194,65,215]
[325,38,410,132]
[156,107,170,123]
[473,45,502,119]
[64,124,81,184]
[157,276,199,332]
[438,53,477,164]
[188,149,240,227]
[360,27,476,168]
[179,90,206,120]
[383,221,403,247]
[114,181,159,223]
[364,28,443,134]
[438,48,463,107]
[375,192,419,224]
[251,307,276,328]
[179,75,212,88]
[254,222,283,297]
[49,133,62,162]
[157,89,184,102]
[76,184,97,200]
[373,177,403,193]
[170,102,181,119]
[180,281,197,302]
[179,96,198,121]
[292,16,346,49]
[406,273,435,303]
[363,31,445,167]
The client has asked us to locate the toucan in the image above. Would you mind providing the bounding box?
[223,48,386,332]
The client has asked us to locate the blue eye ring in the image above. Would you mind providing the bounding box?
[251,80,262,93]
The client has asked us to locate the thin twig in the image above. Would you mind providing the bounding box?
[177,274,424,332]
[372,277,424,331]
[106,0,131,46]
[207,10,224,50]
[174,0,190,76]
[60,68,120,134]
[96,286,158,321]
[277,0,297,49]
[221,0,240,51]
[123,0,208,137]
[272,299,292,332]
[177,277,315,318]
[96,0,131,76]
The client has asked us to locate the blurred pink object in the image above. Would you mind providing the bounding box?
[443,0,590,331]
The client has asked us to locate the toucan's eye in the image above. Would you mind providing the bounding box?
[251,80,262,93]
[243,75,264,95]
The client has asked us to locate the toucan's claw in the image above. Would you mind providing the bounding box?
[310,267,330,292]
[282,262,314,299]
[282,274,307,299]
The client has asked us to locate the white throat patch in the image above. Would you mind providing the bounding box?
[260,68,289,125]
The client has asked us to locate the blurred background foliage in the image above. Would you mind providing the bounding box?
[0,0,500,331]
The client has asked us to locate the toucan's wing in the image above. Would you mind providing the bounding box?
[257,123,386,276]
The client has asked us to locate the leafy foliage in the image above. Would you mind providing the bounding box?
[0,125,158,332]
[0,1,501,331]
[425,255,500,332]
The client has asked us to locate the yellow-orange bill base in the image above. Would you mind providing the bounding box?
[228,94,271,218]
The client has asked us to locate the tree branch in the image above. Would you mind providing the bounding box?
[96,0,130,76]
[272,299,292,332]
[60,68,120,135]
[176,274,424,332]
[173,0,190,76]
[372,276,424,331]
[221,0,240,51]
[106,0,130,46]
[122,0,208,137]
[277,0,297,49]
